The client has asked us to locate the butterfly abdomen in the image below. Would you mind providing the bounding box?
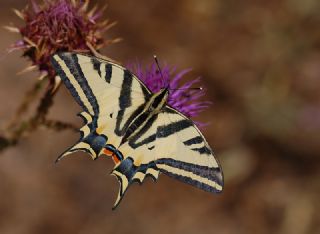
[120,112,149,145]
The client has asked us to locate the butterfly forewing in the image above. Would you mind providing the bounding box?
[112,106,223,208]
[51,53,151,161]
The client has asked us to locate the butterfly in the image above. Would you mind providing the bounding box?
[50,53,224,209]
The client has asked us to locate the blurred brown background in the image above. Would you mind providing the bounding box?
[1,0,320,233]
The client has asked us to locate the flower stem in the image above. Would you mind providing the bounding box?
[42,119,78,132]
[0,78,78,153]
[6,78,46,130]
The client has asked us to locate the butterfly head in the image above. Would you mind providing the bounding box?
[159,87,170,101]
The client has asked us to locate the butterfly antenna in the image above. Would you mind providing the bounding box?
[170,87,203,91]
[153,55,168,88]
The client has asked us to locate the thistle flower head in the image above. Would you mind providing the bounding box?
[128,61,211,123]
[7,0,118,80]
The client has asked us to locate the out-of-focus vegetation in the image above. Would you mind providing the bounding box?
[0,0,319,233]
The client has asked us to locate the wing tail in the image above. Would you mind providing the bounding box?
[110,157,158,209]
[56,141,97,163]
[56,112,108,162]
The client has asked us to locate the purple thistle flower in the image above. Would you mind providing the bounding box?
[127,61,211,125]
[6,0,119,80]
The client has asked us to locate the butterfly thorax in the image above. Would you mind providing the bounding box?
[146,88,169,113]
[119,88,169,146]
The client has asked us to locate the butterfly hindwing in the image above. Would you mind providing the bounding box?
[51,53,151,161]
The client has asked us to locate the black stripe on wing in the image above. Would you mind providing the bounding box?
[91,57,113,83]
[183,136,203,146]
[115,105,146,137]
[60,53,100,116]
[119,70,133,109]
[105,64,112,83]
[191,146,211,154]
[51,53,100,116]
[51,55,89,113]
[114,70,140,136]
[157,119,193,138]
[92,58,101,77]
[157,166,222,193]
[155,158,223,188]
[127,114,159,148]
[128,119,193,149]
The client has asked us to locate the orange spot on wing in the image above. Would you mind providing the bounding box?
[103,148,113,156]
[103,148,120,164]
[112,155,120,164]
[96,126,105,135]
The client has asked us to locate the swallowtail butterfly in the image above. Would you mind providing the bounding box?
[51,53,224,209]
